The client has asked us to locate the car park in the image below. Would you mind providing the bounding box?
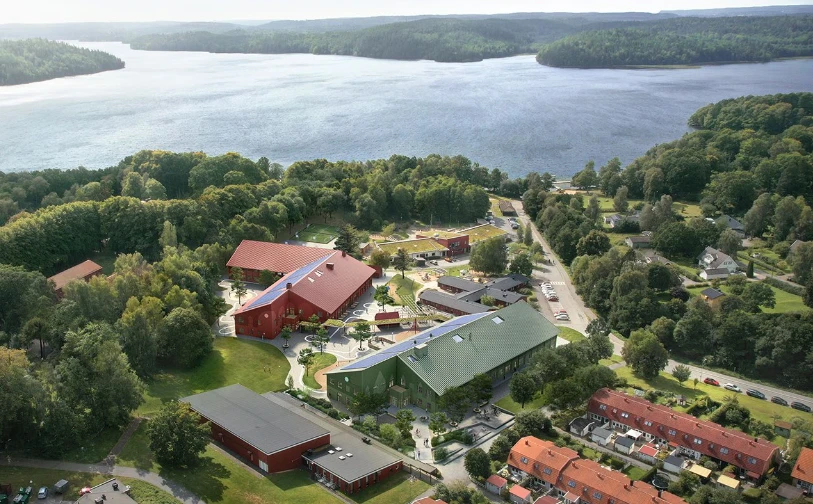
[746,389,766,399]
[771,396,788,406]
[723,383,741,392]
[791,401,812,412]
[703,378,720,386]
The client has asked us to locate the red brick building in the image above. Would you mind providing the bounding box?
[588,388,779,479]
[233,250,375,339]
[226,240,334,282]
[48,259,103,297]
[508,436,686,504]
[415,232,471,257]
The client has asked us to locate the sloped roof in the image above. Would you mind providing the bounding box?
[702,268,731,277]
[717,215,744,232]
[589,388,778,476]
[510,486,531,499]
[398,303,559,395]
[182,384,328,455]
[437,275,482,292]
[700,288,726,300]
[485,274,530,291]
[664,455,684,468]
[560,457,685,504]
[639,444,658,457]
[304,429,400,484]
[698,246,733,269]
[486,474,507,488]
[626,236,652,243]
[717,474,740,489]
[419,290,491,315]
[227,240,333,273]
[570,417,593,432]
[592,426,613,439]
[456,287,524,305]
[615,436,634,448]
[509,436,578,485]
[48,260,103,290]
[792,447,813,484]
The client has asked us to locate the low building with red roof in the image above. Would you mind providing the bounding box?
[791,447,813,491]
[509,485,532,504]
[233,250,375,339]
[637,444,659,464]
[226,240,334,282]
[48,259,103,297]
[587,388,779,479]
[412,498,448,504]
[486,474,508,494]
[533,497,560,504]
[508,437,686,504]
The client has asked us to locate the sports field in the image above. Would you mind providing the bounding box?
[298,224,339,244]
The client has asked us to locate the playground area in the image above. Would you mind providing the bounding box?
[296,224,340,244]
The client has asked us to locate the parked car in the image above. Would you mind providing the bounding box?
[723,383,741,392]
[555,314,570,321]
[37,487,47,500]
[547,297,559,302]
[746,389,766,400]
[791,401,812,413]
[771,396,789,406]
[703,378,720,386]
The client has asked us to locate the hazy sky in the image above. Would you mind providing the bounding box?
[4,0,812,23]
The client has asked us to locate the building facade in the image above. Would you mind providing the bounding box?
[792,447,813,491]
[48,259,104,297]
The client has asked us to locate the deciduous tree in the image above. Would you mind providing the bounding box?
[509,372,536,408]
[622,329,669,379]
[392,248,413,279]
[464,448,491,480]
[147,401,210,468]
[469,236,508,275]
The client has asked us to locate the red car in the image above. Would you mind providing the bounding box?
[704,377,720,386]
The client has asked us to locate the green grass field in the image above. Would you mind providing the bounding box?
[303,352,337,389]
[686,284,810,314]
[298,224,339,244]
[348,472,430,504]
[600,355,624,366]
[495,391,547,414]
[137,338,290,416]
[557,327,586,343]
[614,366,807,434]
[622,465,649,481]
[89,249,118,275]
[117,423,343,504]
[388,276,423,311]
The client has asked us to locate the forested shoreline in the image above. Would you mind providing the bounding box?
[536,16,813,68]
[0,38,124,86]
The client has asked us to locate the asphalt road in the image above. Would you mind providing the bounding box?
[510,198,813,413]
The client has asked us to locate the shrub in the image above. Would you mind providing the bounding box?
[434,447,449,461]
[764,275,805,296]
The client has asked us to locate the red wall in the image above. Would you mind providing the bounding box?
[437,235,470,256]
[209,420,330,472]
[310,460,403,495]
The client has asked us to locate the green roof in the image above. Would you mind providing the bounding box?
[397,302,558,395]
[376,238,448,255]
[460,224,507,244]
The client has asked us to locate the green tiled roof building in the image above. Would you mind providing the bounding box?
[325,302,559,412]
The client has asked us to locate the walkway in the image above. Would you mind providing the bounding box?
[107,417,143,459]
[1,457,203,504]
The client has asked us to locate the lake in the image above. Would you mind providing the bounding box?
[1,42,812,178]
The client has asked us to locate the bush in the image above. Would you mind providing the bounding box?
[764,275,805,296]
[285,389,350,419]
[434,447,449,461]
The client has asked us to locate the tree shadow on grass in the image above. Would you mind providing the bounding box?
[268,469,319,491]
[159,455,229,504]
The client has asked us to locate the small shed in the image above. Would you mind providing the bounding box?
[717,474,741,491]
[688,463,712,480]
[637,444,659,464]
[624,429,643,441]
[663,455,684,474]
[614,436,635,455]
[485,474,507,495]
[591,426,613,446]
[774,420,792,438]
[700,268,730,280]
[509,485,532,504]
[569,417,594,437]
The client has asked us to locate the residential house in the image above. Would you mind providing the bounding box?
[614,436,635,455]
[48,259,104,298]
[509,485,532,504]
[569,417,594,437]
[486,474,508,495]
[697,247,738,274]
[791,447,813,492]
[663,455,685,474]
[700,268,732,281]
[625,235,652,249]
[699,288,726,309]
[717,215,746,238]
[646,254,672,266]
[604,212,640,229]
[588,388,779,479]
[590,426,613,446]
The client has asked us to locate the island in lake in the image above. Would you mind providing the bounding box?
[0,39,124,86]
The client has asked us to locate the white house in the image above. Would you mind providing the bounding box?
[700,268,731,280]
[697,247,738,274]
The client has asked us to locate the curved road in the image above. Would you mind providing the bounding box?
[512,198,813,410]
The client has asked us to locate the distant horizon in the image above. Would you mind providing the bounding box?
[3,0,813,24]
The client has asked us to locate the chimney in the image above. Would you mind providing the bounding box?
[658,489,663,498]
[286,282,292,289]
[326,263,334,270]
[630,480,634,487]
[414,343,428,359]
[342,250,346,257]
[526,439,530,446]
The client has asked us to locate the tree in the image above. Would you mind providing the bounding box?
[468,373,493,405]
[792,242,813,285]
[509,372,536,408]
[378,423,402,448]
[480,295,495,306]
[395,408,416,437]
[613,185,629,213]
[280,325,292,348]
[514,410,552,438]
[159,220,178,248]
[523,225,533,246]
[315,326,329,354]
[746,260,754,278]
[516,223,524,243]
[352,321,372,350]
[743,192,774,237]
[576,230,611,257]
[230,267,248,304]
[258,269,279,287]
[20,316,51,360]
[585,196,601,222]
[717,229,742,257]
[742,282,776,310]
[469,236,508,275]
[572,161,598,189]
[464,448,491,480]
[298,347,315,376]
[438,386,471,423]
[369,249,391,270]
[334,224,360,255]
[622,329,669,380]
[305,313,320,335]
[158,308,213,369]
[374,285,395,312]
[117,296,164,377]
[147,401,210,468]
[673,364,691,385]
[429,412,449,437]
[488,434,514,462]
[509,252,533,276]
[392,248,413,279]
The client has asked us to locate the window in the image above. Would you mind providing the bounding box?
[492,316,504,324]
[720,448,729,455]
[593,492,603,500]
[543,467,552,475]
[599,405,607,411]
[620,412,629,418]
[418,385,423,394]
[693,438,702,445]
[568,481,576,488]
[644,421,653,427]
[668,429,677,436]
[520,457,529,464]
[452,335,464,343]
[748,457,757,465]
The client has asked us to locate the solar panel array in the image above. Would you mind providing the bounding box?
[243,255,331,311]
[341,312,490,370]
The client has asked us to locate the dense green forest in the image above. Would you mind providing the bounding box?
[536,15,813,67]
[0,38,124,86]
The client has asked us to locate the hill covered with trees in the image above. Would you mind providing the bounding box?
[0,39,124,86]
[536,15,813,67]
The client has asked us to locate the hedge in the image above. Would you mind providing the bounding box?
[763,276,805,296]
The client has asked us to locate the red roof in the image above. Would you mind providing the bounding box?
[792,447,813,484]
[534,497,559,504]
[48,260,103,290]
[374,312,400,321]
[588,388,778,476]
[508,436,579,486]
[235,251,375,317]
[639,444,658,457]
[510,486,531,499]
[227,240,333,273]
[413,499,447,504]
[486,474,507,488]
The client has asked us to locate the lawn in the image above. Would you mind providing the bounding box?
[686,284,810,314]
[614,366,806,433]
[349,472,430,504]
[137,337,290,416]
[117,423,344,504]
[298,224,339,244]
[388,275,423,311]
[589,194,701,218]
[600,355,624,367]
[557,327,585,343]
[0,467,176,504]
[444,264,470,277]
[303,352,337,389]
[495,391,547,414]
[8,425,124,464]
[622,465,650,481]
[89,249,118,274]
[490,198,503,217]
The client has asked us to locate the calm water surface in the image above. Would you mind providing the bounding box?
[1,42,812,178]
